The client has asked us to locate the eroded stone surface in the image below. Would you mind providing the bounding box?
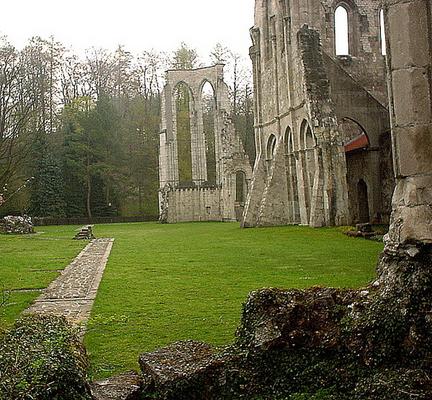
[139,341,215,385]
[91,371,142,400]
[242,0,394,228]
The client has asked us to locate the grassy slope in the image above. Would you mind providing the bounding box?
[0,226,86,327]
[85,222,383,378]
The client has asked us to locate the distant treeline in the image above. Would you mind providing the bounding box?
[0,38,254,220]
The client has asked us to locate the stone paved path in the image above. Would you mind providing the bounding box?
[26,238,114,327]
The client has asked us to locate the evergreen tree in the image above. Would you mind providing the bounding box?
[30,149,66,218]
[171,43,200,69]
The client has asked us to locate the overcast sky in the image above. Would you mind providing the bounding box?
[1,0,255,62]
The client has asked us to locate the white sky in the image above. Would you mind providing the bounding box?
[1,0,255,62]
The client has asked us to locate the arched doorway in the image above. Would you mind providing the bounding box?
[357,179,370,223]
[340,117,372,224]
[300,120,316,222]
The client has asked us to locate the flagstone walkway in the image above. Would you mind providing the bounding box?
[26,238,114,327]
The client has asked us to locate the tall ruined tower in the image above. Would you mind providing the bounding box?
[243,0,393,227]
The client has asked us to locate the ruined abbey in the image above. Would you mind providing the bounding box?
[243,0,395,227]
[143,1,432,397]
[159,0,398,228]
[158,65,252,223]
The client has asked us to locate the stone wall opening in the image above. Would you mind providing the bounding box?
[174,82,193,185]
[236,171,247,204]
[335,5,350,55]
[266,134,277,173]
[305,124,316,207]
[201,81,216,185]
[357,178,370,223]
[380,9,387,56]
[267,134,277,160]
[284,127,301,223]
[299,120,315,222]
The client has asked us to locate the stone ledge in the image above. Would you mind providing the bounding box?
[90,371,142,400]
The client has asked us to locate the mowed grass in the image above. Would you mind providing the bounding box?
[84,222,384,378]
[0,226,86,327]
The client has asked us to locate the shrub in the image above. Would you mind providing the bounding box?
[0,314,92,399]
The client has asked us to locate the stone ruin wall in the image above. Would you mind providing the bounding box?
[384,0,432,251]
[243,0,395,228]
[158,65,253,223]
[161,187,223,223]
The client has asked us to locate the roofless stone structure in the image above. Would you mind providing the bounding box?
[243,0,394,228]
[158,65,252,223]
[113,1,432,398]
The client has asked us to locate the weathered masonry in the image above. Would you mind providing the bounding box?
[243,0,394,227]
[384,0,432,250]
[158,65,252,223]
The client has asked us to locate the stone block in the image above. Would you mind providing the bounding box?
[392,176,432,208]
[388,0,430,69]
[90,371,142,400]
[391,204,432,244]
[356,223,373,233]
[394,125,432,177]
[392,69,431,127]
[139,340,235,399]
[139,341,215,387]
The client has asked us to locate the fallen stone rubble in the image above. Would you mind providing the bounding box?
[0,215,34,234]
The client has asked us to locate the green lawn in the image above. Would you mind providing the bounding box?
[85,222,383,378]
[0,226,86,327]
[0,222,384,379]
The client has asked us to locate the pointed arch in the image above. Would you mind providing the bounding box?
[357,179,370,223]
[174,82,193,184]
[267,134,277,160]
[340,117,370,152]
[335,5,350,55]
[199,79,216,100]
[284,125,301,223]
[201,80,217,184]
[299,120,316,222]
[235,170,247,203]
[299,119,308,150]
[300,119,316,149]
[284,126,294,154]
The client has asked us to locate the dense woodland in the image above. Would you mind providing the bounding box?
[0,38,254,220]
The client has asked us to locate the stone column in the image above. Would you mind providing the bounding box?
[194,95,208,184]
[384,0,432,250]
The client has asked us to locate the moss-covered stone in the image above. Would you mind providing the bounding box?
[136,244,432,399]
[0,314,91,399]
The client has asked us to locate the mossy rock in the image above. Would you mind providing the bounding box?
[0,314,91,399]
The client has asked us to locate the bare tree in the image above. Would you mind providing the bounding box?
[0,37,37,190]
